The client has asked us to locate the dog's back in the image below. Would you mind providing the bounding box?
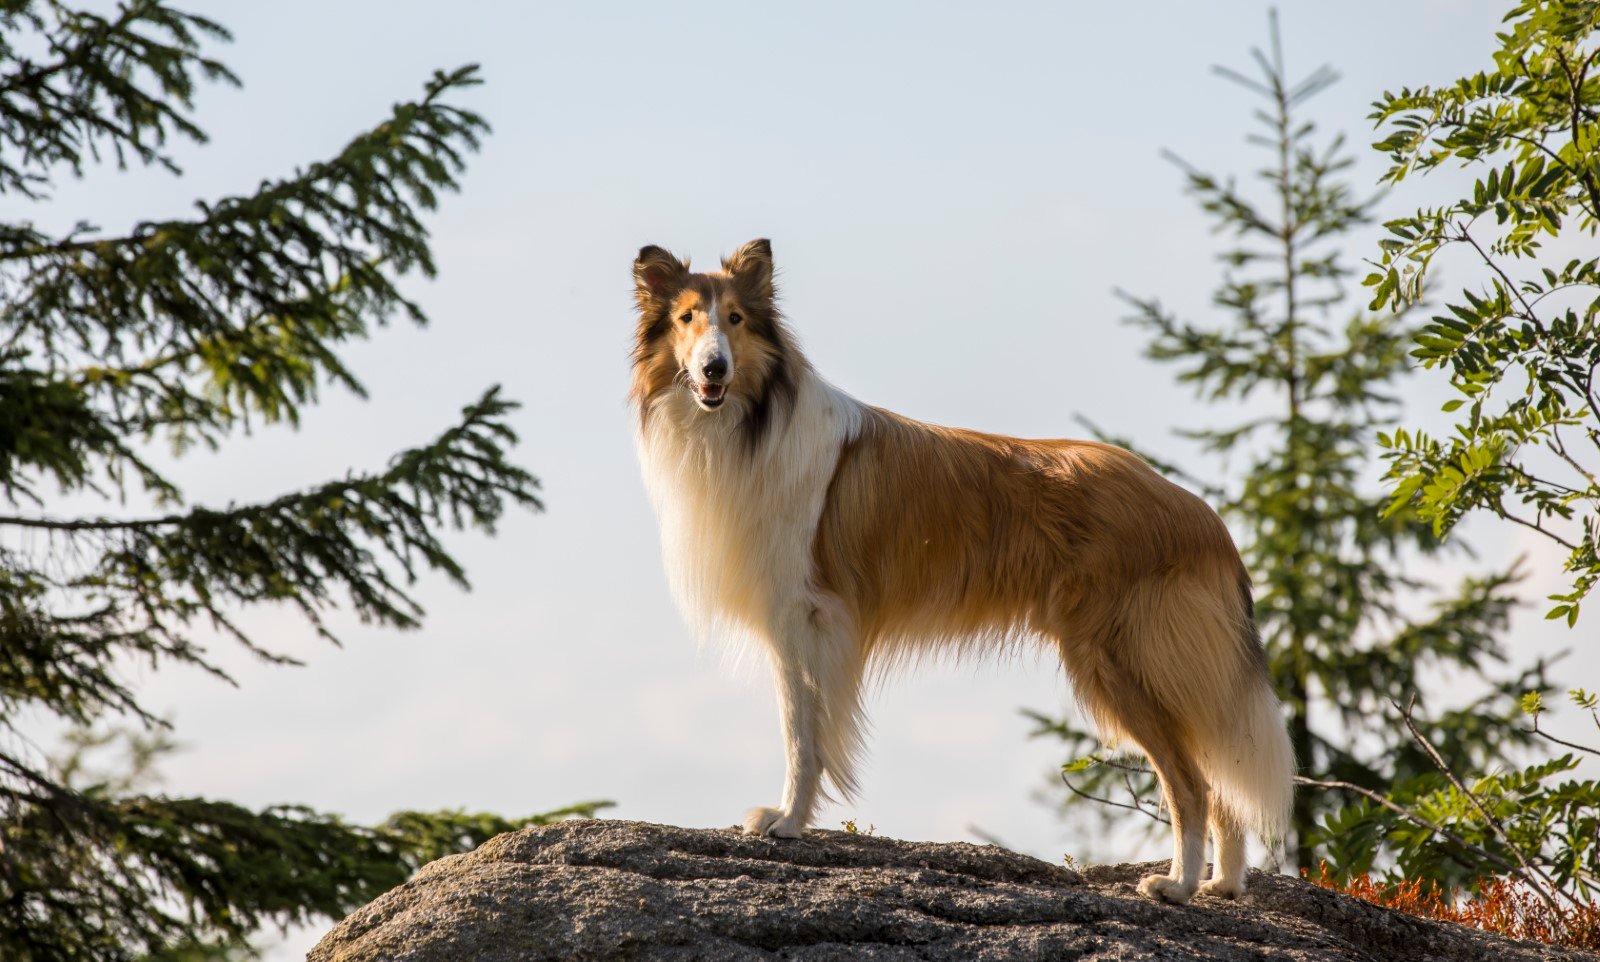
[812,408,1291,864]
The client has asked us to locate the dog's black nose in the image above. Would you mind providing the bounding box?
[703,356,728,381]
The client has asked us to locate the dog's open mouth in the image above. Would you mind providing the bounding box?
[693,381,727,409]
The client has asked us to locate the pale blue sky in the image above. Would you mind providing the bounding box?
[27,2,1594,955]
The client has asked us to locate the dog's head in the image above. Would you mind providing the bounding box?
[631,239,793,426]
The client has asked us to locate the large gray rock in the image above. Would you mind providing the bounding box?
[308,819,1588,961]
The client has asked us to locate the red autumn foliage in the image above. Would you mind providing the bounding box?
[1305,863,1600,952]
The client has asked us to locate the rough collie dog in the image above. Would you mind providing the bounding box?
[629,239,1293,903]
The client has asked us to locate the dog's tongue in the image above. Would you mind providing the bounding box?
[703,384,725,399]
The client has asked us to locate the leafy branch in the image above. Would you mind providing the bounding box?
[1369,0,1600,621]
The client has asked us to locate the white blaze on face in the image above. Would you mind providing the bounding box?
[690,296,732,385]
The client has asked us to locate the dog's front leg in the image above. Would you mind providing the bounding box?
[744,595,865,838]
[744,597,863,838]
[744,642,822,838]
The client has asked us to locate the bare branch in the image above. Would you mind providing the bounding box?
[1057,770,1168,825]
[1495,505,1582,552]
[1553,47,1600,220]
[0,513,181,532]
[1529,715,1600,760]
[1454,222,1542,328]
[1550,427,1599,488]
[1394,697,1576,914]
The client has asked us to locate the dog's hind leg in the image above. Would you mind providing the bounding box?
[745,595,863,838]
[1066,653,1209,902]
[1125,709,1209,904]
[1054,623,1210,904]
[1198,804,1248,899]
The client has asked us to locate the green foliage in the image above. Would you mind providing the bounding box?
[1031,14,1545,871]
[0,1,236,197]
[1313,689,1600,907]
[7,728,613,962]
[0,5,583,960]
[378,804,616,869]
[1368,0,1600,621]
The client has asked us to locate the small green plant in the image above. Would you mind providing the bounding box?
[1312,689,1600,923]
[840,819,877,836]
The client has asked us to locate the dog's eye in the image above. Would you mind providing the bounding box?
[728,312,743,325]
[678,311,692,324]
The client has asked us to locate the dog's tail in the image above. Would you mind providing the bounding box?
[1190,575,1293,843]
[1098,567,1293,844]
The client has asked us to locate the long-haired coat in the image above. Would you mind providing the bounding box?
[629,238,1293,903]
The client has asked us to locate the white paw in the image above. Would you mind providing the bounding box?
[1138,874,1196,904]
[743,806,805,838]
[1198,876,1245,899]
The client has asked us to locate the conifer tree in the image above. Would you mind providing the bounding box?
[0,5,603,960]
[1029,14,1545,871]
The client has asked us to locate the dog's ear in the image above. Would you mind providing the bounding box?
[634,245,688,308]
[722,238,774,304]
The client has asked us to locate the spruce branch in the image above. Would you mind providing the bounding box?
[0,1,237,196]
[0,9,558,960]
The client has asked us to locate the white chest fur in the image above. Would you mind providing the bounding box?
[635,371,861,641]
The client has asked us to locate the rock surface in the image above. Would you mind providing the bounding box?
[308,819,1590,961]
